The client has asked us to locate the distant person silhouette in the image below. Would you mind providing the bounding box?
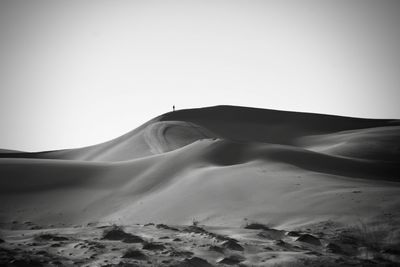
[173,105,175,112]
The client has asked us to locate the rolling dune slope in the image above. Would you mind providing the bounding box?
[0,105,399,229]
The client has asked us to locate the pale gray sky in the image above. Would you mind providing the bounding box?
[1,0,400,151]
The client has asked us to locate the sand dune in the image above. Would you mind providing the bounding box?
[1,105,400,266]
[1,105,399,224]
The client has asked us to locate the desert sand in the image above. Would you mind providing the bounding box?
[0,105,399,266]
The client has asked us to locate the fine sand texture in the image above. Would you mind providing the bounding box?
[0,105,399,266]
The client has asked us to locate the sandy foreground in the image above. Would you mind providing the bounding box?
[0,105,399,266]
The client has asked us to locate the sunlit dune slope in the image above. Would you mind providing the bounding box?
[0,120,216,161]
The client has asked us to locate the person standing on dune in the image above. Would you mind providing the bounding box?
[173,105,175,112]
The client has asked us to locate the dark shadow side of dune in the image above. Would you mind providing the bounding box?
[199,139,400,181]
[160,105,400,145]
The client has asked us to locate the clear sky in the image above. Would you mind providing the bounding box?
[1,0,400,151]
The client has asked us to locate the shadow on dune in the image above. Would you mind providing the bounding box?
[160,105,399,145]
[200,139,400,181]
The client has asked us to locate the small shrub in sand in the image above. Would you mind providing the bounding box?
[358,222,396,248]
[192,218,199,226]
[346,220,400,259]
[102,225,144,243]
